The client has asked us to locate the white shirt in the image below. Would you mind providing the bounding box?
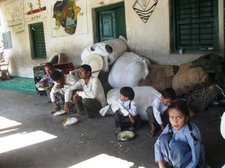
[152,96,168,125]
[111,99,137,116]
[50,74,77,102]
[65,76,106,106]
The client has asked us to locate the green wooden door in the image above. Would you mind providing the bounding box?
[29,22,47,59]
[96,2,126,42]
[99,11,116,41]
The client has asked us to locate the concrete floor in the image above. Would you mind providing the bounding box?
[0,89,225,168]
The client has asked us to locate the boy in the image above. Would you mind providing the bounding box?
[50,70,77,112]
[146,88,176,137]
[112,87,139,134]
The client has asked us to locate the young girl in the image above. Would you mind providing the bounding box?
[154,101,207,168]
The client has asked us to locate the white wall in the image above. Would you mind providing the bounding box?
[0,0,224,78]
[0,0,123,78]
[125,0,224,65]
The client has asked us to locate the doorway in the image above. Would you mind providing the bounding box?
[29,22,47,59]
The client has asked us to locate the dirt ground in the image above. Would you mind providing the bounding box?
[0,89,225,168]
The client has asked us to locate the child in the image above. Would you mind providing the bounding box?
[146,88,176,137]
[50,70,77,112]
[112,87,139,134]
[36,62,56,102]
[154,101,206,168]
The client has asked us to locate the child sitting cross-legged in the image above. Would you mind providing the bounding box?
[154,101,208,168]
[112,87,140,134]
[50,71,77,112]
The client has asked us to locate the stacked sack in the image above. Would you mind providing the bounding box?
[81,38,152,120]
[172,63,209,97]
[81,36,128,71]
[108,52,150,88]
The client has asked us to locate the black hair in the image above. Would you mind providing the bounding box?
[50,70,63,81]
[167,101,198,141]
[80,64,92,76]
[161,88,176,100]
[168,100,189,117]
[44,62,54,69]
[120,87,135,100]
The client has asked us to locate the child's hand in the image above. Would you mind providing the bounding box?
[130,117,135,124]
[118,109,124,116]
[129,114,135,124]
[158,161,167,168]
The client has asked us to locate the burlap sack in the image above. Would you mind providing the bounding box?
[139,64,178,92]
[172,63,209,97]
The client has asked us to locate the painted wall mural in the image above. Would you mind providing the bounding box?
[53,0,81,35]
[4,0,25,33]
[24,0,48,22]
[52,0,88,37]
[133,0,158,23]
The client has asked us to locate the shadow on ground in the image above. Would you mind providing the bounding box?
[0,89,224,168]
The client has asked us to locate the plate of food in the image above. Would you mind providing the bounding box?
[60,117,78,126]
[52,109,66,117]
[116,131,135,141]
[35,83,50,91]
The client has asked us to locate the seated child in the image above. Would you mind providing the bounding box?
[50,70,77,112]
[146,88,176,137]
[154,101,207,168]
[112,87,139,134]
[36,62,56,102]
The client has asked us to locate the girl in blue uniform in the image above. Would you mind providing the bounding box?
[154,101,207,168]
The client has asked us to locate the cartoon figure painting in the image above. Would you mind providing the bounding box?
[53,0,81,35]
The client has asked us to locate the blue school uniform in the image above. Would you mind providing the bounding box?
[154,122,206,168]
